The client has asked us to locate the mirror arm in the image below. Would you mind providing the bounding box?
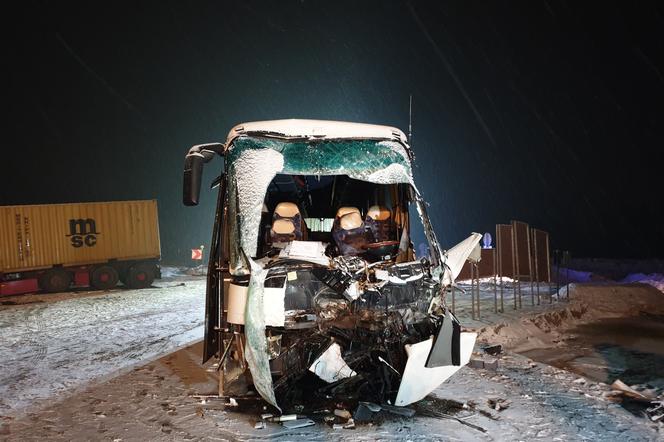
[187,142,225,162]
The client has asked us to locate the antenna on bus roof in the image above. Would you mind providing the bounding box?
[408,94,413,145]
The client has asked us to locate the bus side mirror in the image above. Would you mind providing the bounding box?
[182,143,224,206]
[183,153,205,206]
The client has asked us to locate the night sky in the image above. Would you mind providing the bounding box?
[5,1,664,263]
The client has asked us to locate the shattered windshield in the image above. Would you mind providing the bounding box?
[226,137,416,274]
[226,137,412,179]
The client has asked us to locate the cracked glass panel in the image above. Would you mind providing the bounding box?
[227,137,415,273]
[243,257,281,411]
[227,137,412,180]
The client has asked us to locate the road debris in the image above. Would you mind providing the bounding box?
[610,380,655,402]
[333,409,352,420]
[487,398,511,411]
[282,418,316,429]
[481,344,503,355]
[647,401,663,422]
[353,402,381,421]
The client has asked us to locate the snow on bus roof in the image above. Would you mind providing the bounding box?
[225,119,408,145]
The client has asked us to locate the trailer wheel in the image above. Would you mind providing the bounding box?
[39,268,72,293]
[91,265,119,290]
[125,263,155,289]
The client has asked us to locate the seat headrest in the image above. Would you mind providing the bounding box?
[272,218,296,235]
[367,205,391,221]
[274,202,300,218]
[339,212,363,230]
[336,206,360,219]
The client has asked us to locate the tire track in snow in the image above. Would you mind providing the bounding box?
[0,276,206,418]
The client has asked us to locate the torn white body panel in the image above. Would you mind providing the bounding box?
[394,332,477,406]
[440,233,483,286]
[226,283,248,325]
[308,343,357,383]
[243,258,280,411]
[263,286,286,327]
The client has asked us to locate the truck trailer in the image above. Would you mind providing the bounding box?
[0,200,161,296]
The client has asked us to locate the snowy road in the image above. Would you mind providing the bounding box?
[0,271,206,418]
[2,276,661,440]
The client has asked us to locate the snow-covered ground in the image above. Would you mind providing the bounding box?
[3,340,660,441]
[1,270,662,440]
[552,264,664,293]
[0,269,206,418]
[620,272,664,292]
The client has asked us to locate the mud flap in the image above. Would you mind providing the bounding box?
[425,309,461,368]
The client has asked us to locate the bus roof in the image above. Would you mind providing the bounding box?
[226,119,409,146]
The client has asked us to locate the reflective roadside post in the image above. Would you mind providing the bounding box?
[554,250,561,301]
[191,245,204,267]
[563,250,571,300]
[483,232,498,314]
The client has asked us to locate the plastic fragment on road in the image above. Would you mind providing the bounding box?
[282,418,315,429]
[353,403,377,421]
[309,343,357,383]
[395,332,477,406]
[647,401,663,422]
[333,409,352,419]
[487,397,511,411]
[381,403,416,417]
[265,414,298,422]
[610,379,655,402]
[481,344,503,355]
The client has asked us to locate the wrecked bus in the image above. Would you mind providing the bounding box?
[182,119,481,411]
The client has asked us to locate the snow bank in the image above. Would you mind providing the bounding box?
[620,273,664,293]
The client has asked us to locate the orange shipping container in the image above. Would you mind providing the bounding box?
[1,200,160,274]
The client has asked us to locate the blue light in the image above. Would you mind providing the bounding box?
[482,232,492,249]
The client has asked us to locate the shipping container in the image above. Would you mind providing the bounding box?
[1,200,161,295]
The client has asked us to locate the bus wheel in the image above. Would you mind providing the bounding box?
[125,263,155,289]
[39,268,72,293]
[91,265,119,290]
